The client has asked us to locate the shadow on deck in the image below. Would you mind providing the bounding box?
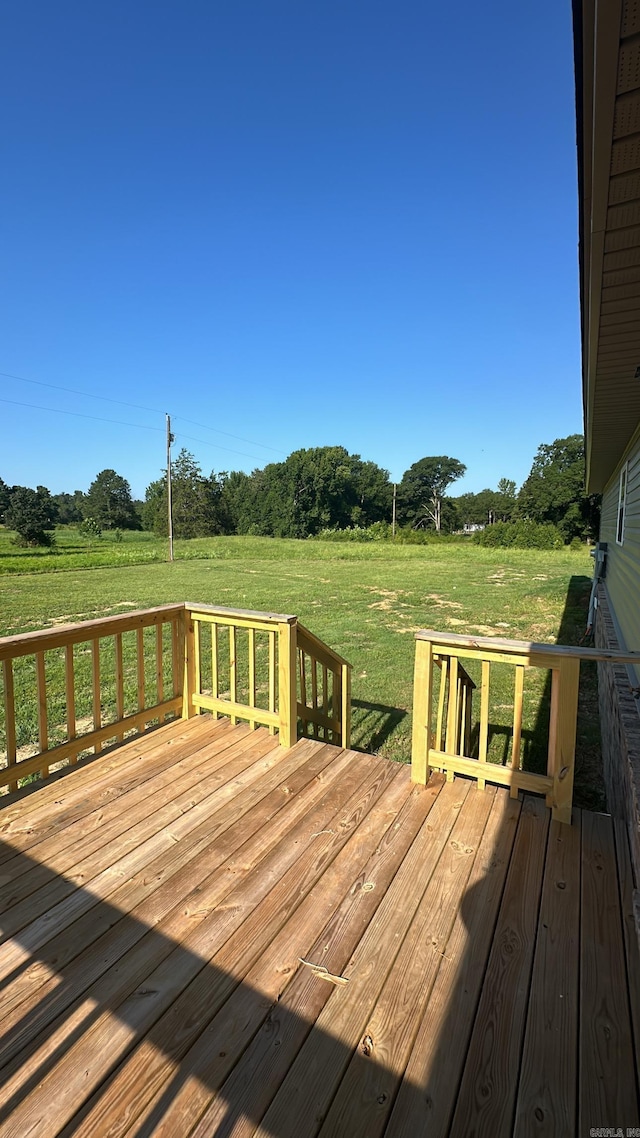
[0,714,638,1137]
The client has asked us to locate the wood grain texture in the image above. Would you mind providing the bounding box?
[0,738,339,1073]
[0,753,395,1136]
[385,788,521,1138]
[71,767,416,1138]
[579,810,640,1130]
[317,786,497,1138]
[513,814,582,1137]
[254,778,469,1138]
[449,794,550,1138]
[146,776,440,1138]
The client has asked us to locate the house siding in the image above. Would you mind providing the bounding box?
[599,423,640,665]
[595,427,640,925]
[594,589,640,908]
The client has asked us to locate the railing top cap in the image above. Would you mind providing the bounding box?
[185,603,297,625]
[415,628,640,664]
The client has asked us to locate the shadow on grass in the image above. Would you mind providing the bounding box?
[463,575,603,812]
[349,698,407,755]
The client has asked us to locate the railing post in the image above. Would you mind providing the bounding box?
[547,658,580,824]
[182,607,197,719]
[411,637,434,784]
[278,619,298,748]
[341,663,351,749]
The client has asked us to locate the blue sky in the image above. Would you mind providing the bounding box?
[1,0,580,500]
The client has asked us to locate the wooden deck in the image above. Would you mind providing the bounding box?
[0,715,638,1137]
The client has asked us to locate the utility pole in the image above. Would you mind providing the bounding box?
[392,483,397,538]
[166,414,174,562]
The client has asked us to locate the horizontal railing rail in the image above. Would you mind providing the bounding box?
[411,628,640,825]
[185,606,351,750]
[0,604,185,793]
[297,623,351,748]
[184,604,298,746]
[0,600,353,795]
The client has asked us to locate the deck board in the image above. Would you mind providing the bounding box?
[580,811,640,1131]
[0,716,638,1137]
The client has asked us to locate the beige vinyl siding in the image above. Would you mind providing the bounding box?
[600,423,640,654]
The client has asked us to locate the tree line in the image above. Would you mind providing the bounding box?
[0,434,599,547]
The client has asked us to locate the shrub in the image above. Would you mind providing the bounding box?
[78,517,102,538]
[5,486,58,547]
[474,521,564,549]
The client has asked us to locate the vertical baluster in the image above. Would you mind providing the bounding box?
[136,627,145,716]
[435,656,448,752]
[2,659,17,793]
[332,665,342,746]
[115,632,124,738]
[510,664,525,797]
[65,644,77,763]
[464,675,473,754]
[248,627,256,731]
[211,621,219,719]
[268,629,276,735]
[229,625,237,724]
[92,639,101,754]
[34,650,49,778]
[478,659,490,789]
[311,658,319,739]
[172,617,181,699]
[445,656,459,779]
[193,620,201,700]
[322,664,328,740]
[299,649,307,735]
[341,662,351,749]
[156,623,164,719]
[458,681,467,756]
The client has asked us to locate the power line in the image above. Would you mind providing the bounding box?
[0,397,164,433]
[0,397,274,466]
[172,430,267,465]
[172,414,284,454]
[0,370,162,417]
[1,369,287,455]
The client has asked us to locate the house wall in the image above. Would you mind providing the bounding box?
[599,422,640,672]
[595,426,640,899]
[594,588,640,898]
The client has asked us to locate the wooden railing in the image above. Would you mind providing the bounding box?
[0,602,352,794]
[0,605,185,793]
[185,606,352,750]
[297,623,351,747]
[411,628,640,824]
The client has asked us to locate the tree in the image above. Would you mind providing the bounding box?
[85,470,139,530]
[220,447,392,538]
[53,490,86,524]
[144,449,232,538]
[5,485,58,546]
[518,435,600,540]
[398,456,466,531]
[0,477,11,524]
[495,478,517,522]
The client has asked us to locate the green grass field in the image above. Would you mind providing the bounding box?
[0,530,602,809]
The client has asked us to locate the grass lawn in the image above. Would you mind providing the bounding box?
[0,533,602,809]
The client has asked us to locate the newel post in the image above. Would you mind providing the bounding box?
[182,606,197,719]
[547,657,580,824]
[278,618,298,747]
[411,636,434,784]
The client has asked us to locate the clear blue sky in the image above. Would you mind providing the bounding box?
[1,0,580,501]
